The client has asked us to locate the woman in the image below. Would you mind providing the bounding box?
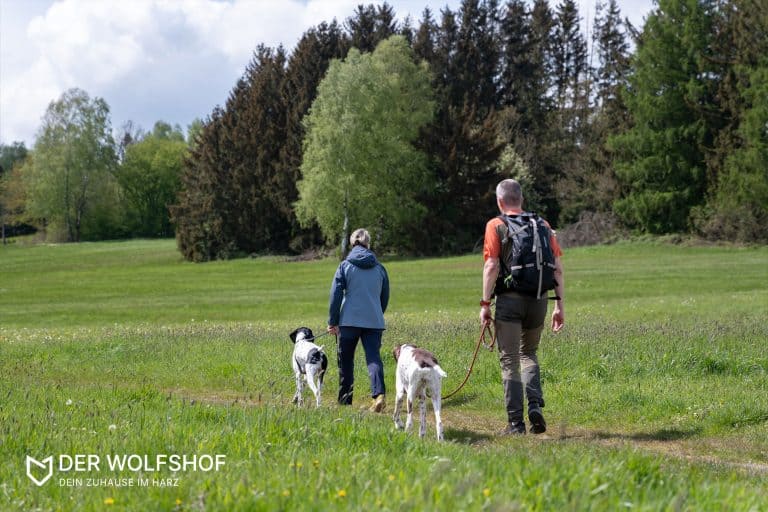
[328,228,390,411]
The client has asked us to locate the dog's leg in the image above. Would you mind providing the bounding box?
[305,365,321,407]
[393,377,406,430]
[405,381,418,433]
[431,382,444,441]
[294,372,304,407]
[418,388,427,438]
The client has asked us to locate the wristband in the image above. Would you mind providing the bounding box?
[480,300,491,307]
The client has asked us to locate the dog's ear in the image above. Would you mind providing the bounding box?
[317,345,325,352]
[392,345,401,361]
[289,328,300,344]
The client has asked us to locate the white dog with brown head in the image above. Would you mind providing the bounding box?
[392,344,447,441]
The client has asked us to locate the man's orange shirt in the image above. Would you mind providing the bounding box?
[483,211,563,261]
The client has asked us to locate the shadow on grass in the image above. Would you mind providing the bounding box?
[444,427,494,445]
[591,427,703,442]
[441,392,480,408]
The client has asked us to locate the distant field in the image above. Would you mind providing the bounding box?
[1,239,767,510]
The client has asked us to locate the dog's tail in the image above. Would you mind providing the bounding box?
[434,365,447,378]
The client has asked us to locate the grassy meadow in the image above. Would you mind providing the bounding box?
[1,239,767,511]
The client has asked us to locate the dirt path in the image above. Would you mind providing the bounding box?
[176,391,768,477]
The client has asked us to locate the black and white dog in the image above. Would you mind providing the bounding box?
[289,327,328,407]
[392,344,447,441]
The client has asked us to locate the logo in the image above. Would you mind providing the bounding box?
[25,453,227,488]
[26,456,54,486]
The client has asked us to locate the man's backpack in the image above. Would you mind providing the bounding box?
[495,213,557,299]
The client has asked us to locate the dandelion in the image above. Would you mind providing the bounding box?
[388,474,395,481]
[104,497,115,505]
[337,489,347,498]
[313,459,320,468]
[483,488,491,498]
[65,399,73,406]
[175,498,182,506]
[282,490,291,497]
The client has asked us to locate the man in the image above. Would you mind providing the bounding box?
[328,228,390,412]
[481,179,565,434]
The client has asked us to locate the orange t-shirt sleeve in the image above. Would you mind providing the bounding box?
[483,218,503,261]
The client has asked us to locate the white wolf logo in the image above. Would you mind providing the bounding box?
[26,456,53,486]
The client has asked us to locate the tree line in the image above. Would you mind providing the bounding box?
[0,89,196,243]
[2,0,766,257]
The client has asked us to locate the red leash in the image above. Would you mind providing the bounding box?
[442,321,496,400]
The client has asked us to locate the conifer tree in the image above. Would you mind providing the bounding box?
[610,0,717,233]
[346,3,398,53]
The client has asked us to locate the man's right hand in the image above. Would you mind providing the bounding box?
[480,305,492,325]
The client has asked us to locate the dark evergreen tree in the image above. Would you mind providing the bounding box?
[551,0,588,139]
[610,0,718,234]
[412,8,438,64]
[696,0,768,241]
[413,2,505,253]
[346,3,398,52]
[173,46,291,259]
[228,45,289,254]
[556,0,632,222]
[171,107,236,261]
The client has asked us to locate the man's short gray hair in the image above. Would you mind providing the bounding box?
[496,179,523,208]
[350,228,371,248]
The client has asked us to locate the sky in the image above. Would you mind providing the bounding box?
[0,0,654,147]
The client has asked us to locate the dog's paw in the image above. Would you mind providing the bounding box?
[394,421,405,430]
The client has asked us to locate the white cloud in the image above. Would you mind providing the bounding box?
[0,0,652,147]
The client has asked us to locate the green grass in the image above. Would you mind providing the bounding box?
[1,239,767,510]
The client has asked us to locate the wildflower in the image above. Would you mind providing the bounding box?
[282,490,291,497]
[483,488,491,498]
[388,474,395,481]
[175,498,182,506]
[337,489,347,498]
[108,424,117,432]
[313,459,320,468]
[66,399,73,406]
[104,497,115,505]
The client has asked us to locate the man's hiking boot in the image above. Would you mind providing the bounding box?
[368,394,386,413]
[500,422,526,435]
[528,405,547,434]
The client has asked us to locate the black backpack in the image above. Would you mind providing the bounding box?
[495,213,557,299]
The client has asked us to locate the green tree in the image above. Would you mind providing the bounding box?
[695,0,768,241]
[700,62,768,242]
[26,88,119,241]
[0,142,30,243]
[610,0,716,233]
[118,133,187,237]
[279,22,349,252]
[296,36,434,254]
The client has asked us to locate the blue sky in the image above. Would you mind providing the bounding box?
[0,0,654,147]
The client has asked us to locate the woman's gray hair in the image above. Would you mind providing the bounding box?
[496,179,523,208]
[350,228,371,248]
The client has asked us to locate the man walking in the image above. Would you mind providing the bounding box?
[480,179,565,434]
